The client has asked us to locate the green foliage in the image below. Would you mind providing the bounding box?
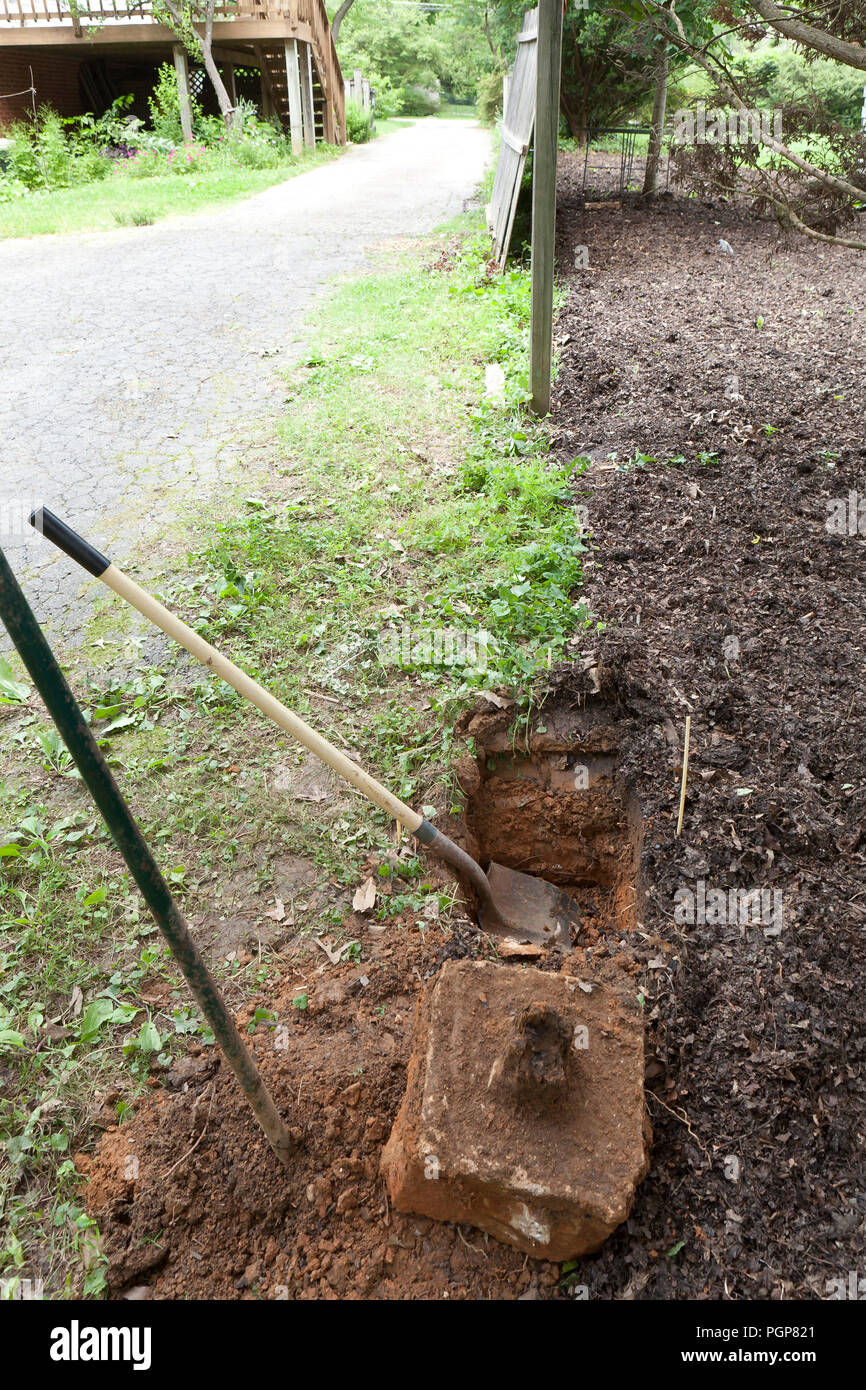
[476,69,504,127]
[149,61,200,143]
[345,98,373,144]
[0,660,30,706]
[336,0,493,113]
[0,85,326,226]
[4,109,75,192]
[559,11,671,134]
[733,40,865,127]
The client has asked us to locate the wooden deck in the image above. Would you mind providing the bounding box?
[0,1,345,143]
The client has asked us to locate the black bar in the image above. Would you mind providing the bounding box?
[29,506,111,579]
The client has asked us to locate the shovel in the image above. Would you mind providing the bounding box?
[31,508,579,948]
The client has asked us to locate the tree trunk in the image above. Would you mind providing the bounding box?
[559,89,584,143]
[201,0,235,129]
[642,47,668,196]
[331,0,356,43]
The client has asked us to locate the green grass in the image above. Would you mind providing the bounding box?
[375,104,477,138]
[374,116,418,137]
[436,103,477,121]
[0,214,592,1297]
[0,146,341,239]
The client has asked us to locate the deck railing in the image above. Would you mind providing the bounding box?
[0,1,315,28]
[0,0,345,138]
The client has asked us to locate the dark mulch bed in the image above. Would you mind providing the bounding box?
[545,153,866,1297]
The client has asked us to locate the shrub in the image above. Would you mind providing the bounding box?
[0,174,29,204]
[4,109,74,191]
[148,62,201,143]
[223,102,289,167]
[37,109,74,187]
[735,43,865,127]
[73,145,112,184]
[401,85,440,117]
[476,70,504,126]
[5,122,42,190]
[370,78,401,121]
[345,98,373,143]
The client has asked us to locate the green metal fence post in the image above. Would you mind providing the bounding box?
[0,545,293,1168]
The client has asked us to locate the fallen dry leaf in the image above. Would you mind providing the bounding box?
[352,877,377,913]
[479,690,510,709]
[314,937,343,965]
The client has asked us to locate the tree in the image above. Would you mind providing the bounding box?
[145,0,235,129]
[331,0,356,43]
[643,44,669,193]
[334,0,449,113]
[559,11,664,136]
[638,0,866,248]
[746,0,866,71]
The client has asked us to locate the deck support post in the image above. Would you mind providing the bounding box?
[300,42,316,148]
[172,44,193,144]
[284,39,304,156]
[225,62,237,111]
[255,44,274,120]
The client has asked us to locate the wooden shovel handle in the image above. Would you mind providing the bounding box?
[105,566,424,832]
[30,509,423,833]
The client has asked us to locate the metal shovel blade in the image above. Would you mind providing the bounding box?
[479,862,581,949]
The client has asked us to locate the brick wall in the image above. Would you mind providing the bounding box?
[0,51,83,128]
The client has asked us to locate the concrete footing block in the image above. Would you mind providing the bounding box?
[381,959,650,1260]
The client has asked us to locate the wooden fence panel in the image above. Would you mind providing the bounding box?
[487,7,538,269]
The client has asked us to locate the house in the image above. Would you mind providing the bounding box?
[0,1,345,148]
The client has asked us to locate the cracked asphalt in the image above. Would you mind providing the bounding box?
[0,118,490,651]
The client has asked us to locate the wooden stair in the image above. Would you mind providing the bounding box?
[257,40,334,143]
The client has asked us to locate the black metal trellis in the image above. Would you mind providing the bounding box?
[574,125,671,199]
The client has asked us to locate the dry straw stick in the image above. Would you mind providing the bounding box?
[676,715,691,838]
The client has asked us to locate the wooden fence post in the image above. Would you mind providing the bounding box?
[284,39,304,156]
[529,0,563,417]
[172,44,193,144]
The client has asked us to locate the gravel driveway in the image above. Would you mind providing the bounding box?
[0,118,490,647]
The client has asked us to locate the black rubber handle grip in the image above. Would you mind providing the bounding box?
[29,507,111,579]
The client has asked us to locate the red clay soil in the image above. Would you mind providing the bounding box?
[80,917,643,1300]
[381,959,650,1260]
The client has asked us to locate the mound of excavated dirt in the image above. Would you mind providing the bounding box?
[80,920,641,1300]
